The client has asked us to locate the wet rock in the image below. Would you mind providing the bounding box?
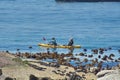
[79,53,85,56]
[83,49,87,52]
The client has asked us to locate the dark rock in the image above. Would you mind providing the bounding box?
[108,47,112,50]
[118,50,120,53]
[41,77,51,80]
[0,68,2,76]
[29,74,52,80]
[102,55,108,61]
[29,74,38,80]
[98,55,101,58]
[92,49,98,54]
[118,57,120,60]
[83,49,87,52]
[99,50,104,54]
[79,53,84,56]
[88,55,93,58]
[6,50,9,53]
[5,77,16,80]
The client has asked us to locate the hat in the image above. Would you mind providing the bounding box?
[52,37,55,40]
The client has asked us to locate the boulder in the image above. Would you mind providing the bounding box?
[97,69,120,80]
[29,74,38,80]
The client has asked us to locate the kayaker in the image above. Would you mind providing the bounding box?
[68,38,74,53]
[49,37,57,46]
[68,38,74,46]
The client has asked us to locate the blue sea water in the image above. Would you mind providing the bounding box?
[0,0,120,54]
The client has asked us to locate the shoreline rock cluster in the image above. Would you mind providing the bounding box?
[0,49,120,80]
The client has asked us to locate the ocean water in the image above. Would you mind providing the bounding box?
[0,0,120,54]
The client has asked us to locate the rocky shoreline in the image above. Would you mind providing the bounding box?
[0,49,120,80]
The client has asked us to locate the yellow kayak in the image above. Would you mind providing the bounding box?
[38,43,81,48]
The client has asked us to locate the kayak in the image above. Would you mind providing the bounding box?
[38,43,81,48]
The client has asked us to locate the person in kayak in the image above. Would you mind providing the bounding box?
[49,37,57,46]
[68,38,74,46]
[49,37,57,53]
[68,38,74,53]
